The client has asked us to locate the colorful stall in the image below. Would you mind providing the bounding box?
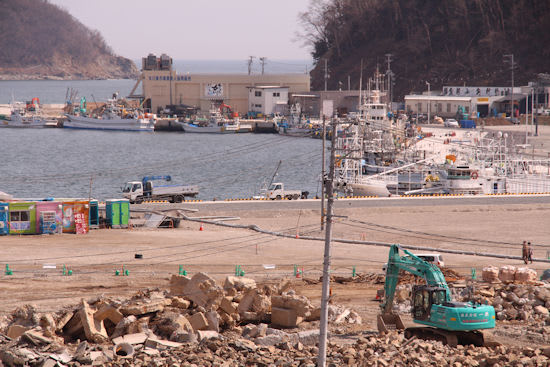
[36,201,63,234]
[62,201,90,234]
[9,202,37,235]
[0,203,8,235]
[89,200,99,229]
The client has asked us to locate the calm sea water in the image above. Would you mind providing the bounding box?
[0,129,323,201]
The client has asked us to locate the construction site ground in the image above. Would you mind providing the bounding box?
[2,197,549,349]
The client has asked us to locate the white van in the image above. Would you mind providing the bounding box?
[382,253,444,271]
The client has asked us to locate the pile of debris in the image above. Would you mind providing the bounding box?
[0,273,359,366]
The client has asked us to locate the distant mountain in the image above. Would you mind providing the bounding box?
[0,0,138,80]
[301,0,550,98]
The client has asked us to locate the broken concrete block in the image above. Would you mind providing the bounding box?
[182,272,224,310]
[111,315,137,339]
[170,297,190,309]
[272,294,312,317]
[188,312,209,331]
[277,279,292,295]
[224,276,257,291]
[237,290,256,314]
[170,274,191,295]
[271,307,303,328]
[254,334,285,347]
[79,301,109,344]
[39,313,56,333]
[112,332,148,345]
[7,324,29,339]
[297,329,320,346]
[334,309,351,324]
[119,299,170,316]
[22,330,53,346]
[241,311,261,322]
[252,293,271,316]
[56,311,74,332]
[144,338,182,350]
[206,311,220,332]
[196,330,220,341]
[94,305,123,324]
[219,297,238,315]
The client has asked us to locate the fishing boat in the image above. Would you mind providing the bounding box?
[0,99,56,128]
[64,96,155,132]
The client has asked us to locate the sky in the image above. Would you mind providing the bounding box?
[48,0,313,61]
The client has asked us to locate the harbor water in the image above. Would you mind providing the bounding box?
[0,128,323,200]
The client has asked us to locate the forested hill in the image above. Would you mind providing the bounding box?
[0,0,138,80]
[301,0,550,98]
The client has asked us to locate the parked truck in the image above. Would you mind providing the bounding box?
[266,182,308,200]
[122,176,199,204]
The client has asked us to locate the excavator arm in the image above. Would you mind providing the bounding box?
[142,176,172,185]
[381,244,450,314]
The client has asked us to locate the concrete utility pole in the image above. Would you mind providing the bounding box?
[321,116,326,230]
[247,56,255,75]
[426,81,430,124]
[503,54,515,122]
[259,57,266,75]
[318,119,337,367]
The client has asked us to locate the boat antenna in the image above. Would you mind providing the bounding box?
[358,59,363,111]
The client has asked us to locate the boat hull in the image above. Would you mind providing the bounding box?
[0,119,46,128]
[64,115,154,132]
[349,181,391,197]
[181,123,223,133]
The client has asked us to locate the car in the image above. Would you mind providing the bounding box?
[382,253,445,271]
[444,118,459,127]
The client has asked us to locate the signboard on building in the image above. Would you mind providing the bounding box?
[443,86,513,97]
[205,83,223,97]
[75,213,86,235]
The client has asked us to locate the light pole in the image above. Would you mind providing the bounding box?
[425,81,431,124]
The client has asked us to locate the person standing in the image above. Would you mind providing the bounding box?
[527,242,533,264]
[522,241,529,264]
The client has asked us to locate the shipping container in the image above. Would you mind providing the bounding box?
[0,203,8,235]
[36,201,63,234]
[9,202,37,235]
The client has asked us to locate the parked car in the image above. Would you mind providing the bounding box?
[444,118,459,127]
[382,253,444,271]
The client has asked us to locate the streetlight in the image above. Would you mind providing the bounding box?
[425,81,431,124]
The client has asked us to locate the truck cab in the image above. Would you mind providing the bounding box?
[267,183,284,200]
[122,181,145,203]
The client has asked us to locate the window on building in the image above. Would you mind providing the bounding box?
[273,92,280,97]
[255,91,262,97]
[255,104,262,108]
[418,103,422,112]
[447,103,451,113]
[10,211,29,222]
[437,103,442,113]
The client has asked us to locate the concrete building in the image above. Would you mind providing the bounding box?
[130,54,310,115]
[247,86,289,116]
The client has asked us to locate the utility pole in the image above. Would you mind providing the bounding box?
[318,119,337,367]
[321,116,326,230]
[247,56,255,75]
[324,59,329,91]
[385,53,393,106]
[425,81,430,124]
[259,57,266,75]
[503,54,515,123]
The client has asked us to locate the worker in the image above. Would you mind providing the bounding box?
[522,241,529,264]
[527,242,533,264]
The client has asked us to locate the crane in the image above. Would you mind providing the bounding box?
[378,244,495,346]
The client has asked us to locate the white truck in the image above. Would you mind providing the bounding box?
[266,182,309,200]
[122,176,199,204]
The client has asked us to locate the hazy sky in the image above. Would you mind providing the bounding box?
[49,0,312,61]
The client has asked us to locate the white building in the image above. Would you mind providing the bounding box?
[247,86,289,116]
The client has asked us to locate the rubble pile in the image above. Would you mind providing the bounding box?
[0,273,360,366]
[3,328,550,366]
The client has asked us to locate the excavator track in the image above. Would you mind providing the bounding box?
[404,327,486,347]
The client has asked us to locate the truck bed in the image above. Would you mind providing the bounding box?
[152,185,199,196]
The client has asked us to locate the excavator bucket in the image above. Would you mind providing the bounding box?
[377,313,405,333]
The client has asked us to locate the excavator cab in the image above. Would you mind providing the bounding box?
[412,285,446,321]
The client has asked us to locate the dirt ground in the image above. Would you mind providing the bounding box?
[1,199,549,343]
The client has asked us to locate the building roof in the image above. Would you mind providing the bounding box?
[247,85,289,89]
[404,94,471,101]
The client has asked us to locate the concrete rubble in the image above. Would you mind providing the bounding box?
[0,273,360,366]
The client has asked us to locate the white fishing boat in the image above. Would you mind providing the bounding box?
[181,121,222,133]
[0,99,55,128]
[64,97,154,132]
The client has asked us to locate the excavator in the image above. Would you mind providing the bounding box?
[378,244,495,346]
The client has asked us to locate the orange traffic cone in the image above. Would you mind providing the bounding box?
[199,223,204,231]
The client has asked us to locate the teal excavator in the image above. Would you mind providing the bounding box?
[378,244,495,346]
